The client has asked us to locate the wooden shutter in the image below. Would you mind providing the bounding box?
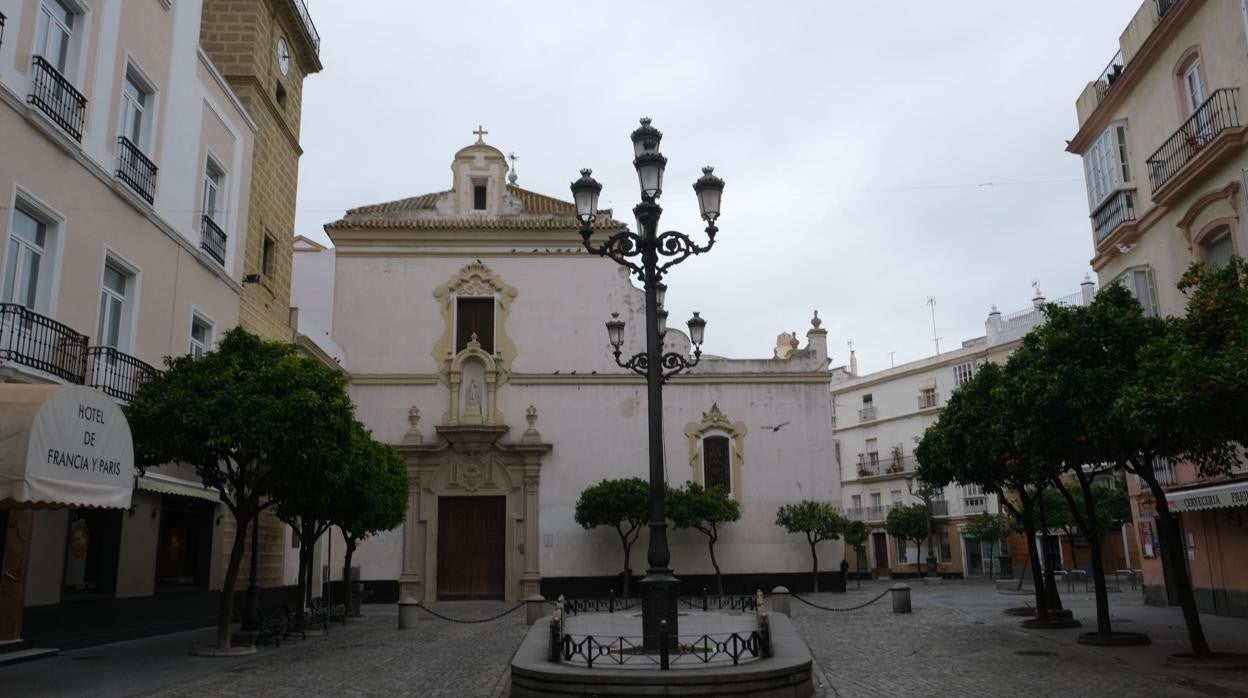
[456,297,495,353]
[703,436,731,493]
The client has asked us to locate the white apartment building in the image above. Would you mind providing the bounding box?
[832,280,1096,579]
[0,0,256,649]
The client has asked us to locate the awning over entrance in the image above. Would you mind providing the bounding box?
[135,472,219,502]
[0,384,135,509]
[1165,480,1248,513]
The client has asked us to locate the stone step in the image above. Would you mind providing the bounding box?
[0,647,59,666]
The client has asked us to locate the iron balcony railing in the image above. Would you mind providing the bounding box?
[28,55,87,142]
[1092,188,1137,244]
[1094,50,1124,103]
[845,507,865,521]
[1,12,7,50]
[865,505,893,521]
[928,500,950,516]
[0,303,88,383]
[116,137,157,204]
[858,405,877,422]
[294,0,320,53]
[1147,88,1240,193]
[1156,0,1178,18]
[201,215,227,265]
[86,346,158,402]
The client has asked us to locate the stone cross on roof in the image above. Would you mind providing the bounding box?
[474,125,488,143]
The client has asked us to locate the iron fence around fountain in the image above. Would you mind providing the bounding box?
[558,592,756,615]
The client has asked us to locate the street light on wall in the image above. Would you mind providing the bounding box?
[574,117,724,650]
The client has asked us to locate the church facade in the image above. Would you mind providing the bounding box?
[310,137,841,601]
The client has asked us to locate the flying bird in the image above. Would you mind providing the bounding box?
[761,422,790,433]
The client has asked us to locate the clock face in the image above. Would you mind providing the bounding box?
[277,37,291,75]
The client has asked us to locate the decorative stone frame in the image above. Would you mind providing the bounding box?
[1176,181,1240,251]
[432,262,518,424]
[396,408,550,603]
[683,404,747,502]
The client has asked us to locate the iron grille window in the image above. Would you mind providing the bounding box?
[703,436,731,493]
[456,297,495,353]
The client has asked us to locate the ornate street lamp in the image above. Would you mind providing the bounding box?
[574,118,724,650]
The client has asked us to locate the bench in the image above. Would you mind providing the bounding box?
[256,606,289,647]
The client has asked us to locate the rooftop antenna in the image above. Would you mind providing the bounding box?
[927,296,941,355]
[507,152,519,185]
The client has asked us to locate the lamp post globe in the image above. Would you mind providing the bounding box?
[570,168,602,226]
[693,166,725,225]
[687,311,706,347]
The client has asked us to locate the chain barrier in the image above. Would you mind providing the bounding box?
[790,587,892,612]
[414,601,525,624]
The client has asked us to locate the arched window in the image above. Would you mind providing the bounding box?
[1201,227,1235,267]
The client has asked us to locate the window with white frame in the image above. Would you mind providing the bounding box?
[1115,266,1160,317]
[918,385,937,409]
[850,494,862,512]
[189,314,213,358]
[35,0,75,74]
[963,483,983,497]
[1083,123,1131,210]
[1203,229,1234,267]
[953,361,976,387]
[1183,59,1207,114]
[890,489,903,505]
[119,69,151,149]
[869,492,882,509]
[4,207,50,310]
[864,438,879,467]
[96,260,135,350]
[202,159,224,223]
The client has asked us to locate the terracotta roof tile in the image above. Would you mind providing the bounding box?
[328,185,623,230]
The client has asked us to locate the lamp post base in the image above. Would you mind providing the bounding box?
[640,571,680,652]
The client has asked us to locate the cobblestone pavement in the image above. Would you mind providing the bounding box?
[796,580,1248,697]
[4,583,1248,697]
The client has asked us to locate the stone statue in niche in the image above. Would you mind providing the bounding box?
[462,378,484,425]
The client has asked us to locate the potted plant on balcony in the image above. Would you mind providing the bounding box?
[887,444,905,473]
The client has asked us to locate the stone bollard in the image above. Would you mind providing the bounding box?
[525,594,548,625]
[769,586,792,617]
[890,583,912,614]
[398,598,420,629]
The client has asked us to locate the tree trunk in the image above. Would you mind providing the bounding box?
[619,527,633,599]
[1141,469,1211,657]
[296,535,310,627]
[810,539,820,593]
[1058,474,1111,636]
[1036,490,1064,612]
[216,506,251,649]
[1020,497,1049,621]
[342,536,358,618]
[707,532,723,597]
[914,539,924,577]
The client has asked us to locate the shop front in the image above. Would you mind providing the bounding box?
[1164,479,1248,618]
[0,384,135,643]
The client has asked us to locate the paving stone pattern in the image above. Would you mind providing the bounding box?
[5,584,1248,697]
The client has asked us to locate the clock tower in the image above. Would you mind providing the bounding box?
[199,0,323,341]
[198,1,324,588]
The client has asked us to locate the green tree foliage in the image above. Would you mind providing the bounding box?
[126,328,355,649]
[885,503,930,577]
[574,478,649,597]
[774,500,847,592]
[914,361,1064,620]
[330,424,408,616]
[668,482,741,597]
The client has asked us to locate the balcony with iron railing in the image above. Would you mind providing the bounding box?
[86,346,159,402]
[855,454,917,480]
[1091,188,1137,244]
[1147,88,1240,194]
[845,507,864,522]
[1156,0,1177,18]
[1093,50,1124,105]
[293,0,320,53]
[963,496,987,514]
[865,505,892,521]
[28,55,87,142]
[928,499,950,517]
[858,405,877,422]
[0,303,89,383]
[201,215,227,265]
[116,137,158,204]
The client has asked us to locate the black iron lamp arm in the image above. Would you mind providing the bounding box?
[654,227,717,276]
[580,227,645,277]
[612,348,702,381]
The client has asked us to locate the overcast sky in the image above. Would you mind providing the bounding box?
[295,0,1140,373]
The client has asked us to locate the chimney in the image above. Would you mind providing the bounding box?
[805,311,828,364]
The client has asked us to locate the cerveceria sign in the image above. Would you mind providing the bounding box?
[0,384,135,509]
[1165,479,1248,514]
